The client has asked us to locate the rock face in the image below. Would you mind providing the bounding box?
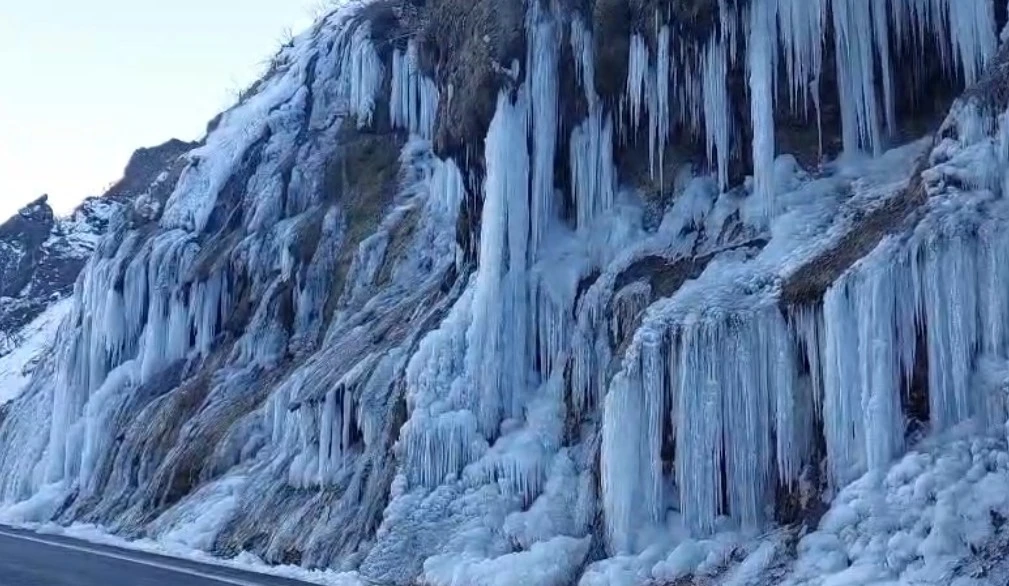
[1,2,1009,586]
[0,196,57,300]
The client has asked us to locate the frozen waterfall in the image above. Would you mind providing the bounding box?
[0,1,1006,585]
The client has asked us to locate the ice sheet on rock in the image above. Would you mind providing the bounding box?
[51,197,126,257]
[2,1,1009,584]
[0,482,70,524]
[152,474,247,551]
[579,530,756,586]
[502,450,592,550]
[162,9,384,234]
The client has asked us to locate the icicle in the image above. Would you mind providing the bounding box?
[748,0,778,223]
[625,34,650,136]
[832,0,882,154]
[570,106,617,229]
[571,290,611,420]
[610,281,652,346]
[872,0,897,137]
[191,271,225,356]
[534,279,572,382]
[640,333,666,525]
[528,2,560,258]
[650,24,672,183]
[674,40,705,141]
[570,17,598,107]
[790,305,825,412]
[702,39,732,192]
[771,310,808,488]
[568,14,616,229]
[673,322,725,537]
[391,41,440,140]
[466,89,531,435]
[821,282,866,487]
[390,48,409,131]
[318,388,338,484]
[777,0,825,116]
[854,260,908,474]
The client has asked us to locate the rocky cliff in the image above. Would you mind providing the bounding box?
[0,1,1008,585]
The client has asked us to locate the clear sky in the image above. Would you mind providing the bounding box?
[0,0,321,221]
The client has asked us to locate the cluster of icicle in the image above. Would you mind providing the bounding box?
[0,6,464,565]
[395,0,572,504]
[19,11,392,506]
[600,97,1009,553]
[620,0,997,224]
[390,41,440,140]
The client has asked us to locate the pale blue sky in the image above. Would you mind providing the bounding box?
[0,0,321,220]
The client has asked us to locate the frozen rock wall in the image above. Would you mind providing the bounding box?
[0,2,1007,585]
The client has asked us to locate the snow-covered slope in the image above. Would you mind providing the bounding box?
[0,1,1008,585]
[0,299,72,405]
[0,139,193,405]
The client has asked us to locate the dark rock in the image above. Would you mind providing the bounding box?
[779,166,928,306]
[0,196,57,299]
[104,138,195,203]
[400,0,526,161]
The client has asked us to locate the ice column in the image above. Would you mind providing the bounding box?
[748,0,779,223]
[570,17,617,229]
[703,39,732,192]
[391,41,439,140]
[528,2,560,258]
[832,0,882,154]
[466,89,532,435]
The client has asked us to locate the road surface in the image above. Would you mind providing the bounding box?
[0,525,314,586]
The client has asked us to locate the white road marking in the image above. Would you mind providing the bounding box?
[0,528,268,586]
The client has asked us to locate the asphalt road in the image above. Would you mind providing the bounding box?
[0,525,314,586]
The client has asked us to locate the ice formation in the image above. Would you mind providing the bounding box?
[0,1,1008,585]
[391,41,439,140]
[611,0,999,217]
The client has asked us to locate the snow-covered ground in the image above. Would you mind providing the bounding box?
[0,299,71,404]
[787,423,1009,586]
